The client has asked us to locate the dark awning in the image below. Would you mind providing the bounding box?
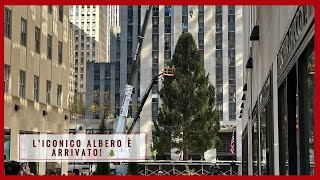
[246,58,253,69]
[250,26,259,41]
[243,83,247,91]
[241,94,246,100]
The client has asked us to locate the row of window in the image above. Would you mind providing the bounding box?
[48,6,63,22]
[70,11,96,16]
[4,65,63,107]
[182,6,188,32]
[228,6,236,120]
[152,6,160,121]
[127,6,134,83]
[216,6,223,121]
[5,9,63,64]
[199,6,205,64]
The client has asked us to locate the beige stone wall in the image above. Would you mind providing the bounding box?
[4,5,72,175]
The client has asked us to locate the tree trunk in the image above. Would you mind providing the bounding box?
[183,146,189,160]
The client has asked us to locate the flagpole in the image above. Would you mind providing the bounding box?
[230,126,236,175]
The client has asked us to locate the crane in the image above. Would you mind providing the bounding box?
[115,6,174,134]
[115,6,153,133]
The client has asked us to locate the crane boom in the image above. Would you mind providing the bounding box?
[116,6,153,133]
[129,5,153,86]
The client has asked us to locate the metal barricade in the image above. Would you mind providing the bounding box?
[138,160,241,176]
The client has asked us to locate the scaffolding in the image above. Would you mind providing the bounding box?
[137,160,241,176]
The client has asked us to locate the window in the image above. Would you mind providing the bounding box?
[59,6,63,22]
[229,39,235,49]
[216,74,223,85]
[164,6,171,16]
[216,102,223,121]
[228,6,235,14]
[216,50,223,58]
[165,24,171,33]
[228,15,235,24]
[229,22,235,32]
[216,6,222,14]
[47,35,52,59]
[216,15,222,28]
[164,51,171,60]
[34,76,39,102]
[216,89,223,102]
[20,18,27,46]
[58,41,63,64]
[198,6,204,14]
[57,84,62,107]
[216,58,223,66]
[182,16,188,32]
[5,8,12,39]
[153,57,158,64]
[216,32,222,45]
[4,64,10,94]
[229,57,235,66]
[229,67,235,74]
[228,32,235,41]
[19,70,26,98]
[152,101,158,120]
[46,80,51,104]
[153,6,159,16]
[152,68,158,78]
[165,41,170,51]
[48,6,52,14]
[229,50,235,58]
[34,27,40,53]
[229,85,236,101]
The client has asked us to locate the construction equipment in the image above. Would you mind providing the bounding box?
[127,67,175,133]
[115,6,175,134]
[115,5,153,133]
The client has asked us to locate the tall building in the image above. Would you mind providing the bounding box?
[85,25,122,120]
[85,61,112,119]
[4,5,72,175]
[117,6,245,161]
[241,5,314,175]
[69,5,119,102]
[118,6,141,120]
[68,29,75,104]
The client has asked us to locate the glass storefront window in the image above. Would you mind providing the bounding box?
[46,162,62,175]
[306,51,314,175]
[278,38,314,175]
[242,127,248,175]
[252,111,259,175]
[278,82,289,175]
[298,48,314,175]
[260,109,267,174]
[4,129,11,162]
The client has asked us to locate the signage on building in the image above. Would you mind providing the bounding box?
[277,6,314,77]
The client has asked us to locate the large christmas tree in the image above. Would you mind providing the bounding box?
[152,32,220,160]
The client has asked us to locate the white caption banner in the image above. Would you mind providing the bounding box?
[19,133,147,162]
